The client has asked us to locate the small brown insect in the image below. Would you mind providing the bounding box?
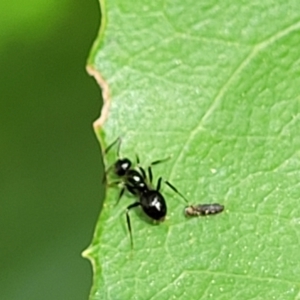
[184,203,224,217]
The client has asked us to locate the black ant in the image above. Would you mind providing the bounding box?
[125,165,189,247]
[184,203,224,217]
[104,137,188,247]
[104,137,167,202]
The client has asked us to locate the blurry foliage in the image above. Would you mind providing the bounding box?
[0,1,102,299]
[0,0,68,45]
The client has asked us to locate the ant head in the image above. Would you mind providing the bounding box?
[114,158,132,177]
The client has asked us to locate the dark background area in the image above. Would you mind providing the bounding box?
[0,1,103,299]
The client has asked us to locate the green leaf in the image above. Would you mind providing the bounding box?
[84,0,300,299]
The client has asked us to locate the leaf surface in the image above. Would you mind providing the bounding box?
[84,1,300,299]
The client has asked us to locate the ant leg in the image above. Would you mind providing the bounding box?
[102,163,115,183]
[135,154,147,180]
[116,187,125,206]
[102,137,121,182]
[149,156,171,166]
[126,202,141,248]
[156,177,162,191]
[116,137,122,157]
[165,180,189,204]
[146,157,170,184]
[107,180,125,205]
[139,166,147,181]
[136,154,140,165]
[106,180,121,187]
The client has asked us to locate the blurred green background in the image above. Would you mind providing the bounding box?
[0,1,103,299]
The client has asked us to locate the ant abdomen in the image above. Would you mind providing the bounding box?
[140,190,167,221]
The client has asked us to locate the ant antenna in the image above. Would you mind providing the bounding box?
[104,137,121,155]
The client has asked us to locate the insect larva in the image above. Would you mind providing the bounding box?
[184,203,224,217]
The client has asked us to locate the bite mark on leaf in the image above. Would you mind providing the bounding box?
[86,65,110,130]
